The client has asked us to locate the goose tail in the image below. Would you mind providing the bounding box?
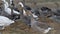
[11,21,15,24]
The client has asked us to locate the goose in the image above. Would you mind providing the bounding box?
[31,8,40,18]
[49,15,60,22]
[18,2,32,27]
[40,7,52,18]
[0,16,14,30]
[18,2,40,20]
[18,1,31,10]
[49,8,60,17]
[31,16,53,33]
[31,2,40,18]
[2,0,20,20]
[18,1,31,16]
[18,2,37,26]
[52,8,60,16]
[41,7,51,11]
[10,0,20,12]
[2,0,20,15]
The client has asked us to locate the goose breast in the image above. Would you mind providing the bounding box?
[0,16,14,26]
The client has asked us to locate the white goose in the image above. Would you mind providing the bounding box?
[0,16,14,30]
[2,0,20,15]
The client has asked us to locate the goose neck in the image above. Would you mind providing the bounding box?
[19,2,24,7]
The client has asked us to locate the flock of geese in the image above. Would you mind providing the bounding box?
[0,0,60,33]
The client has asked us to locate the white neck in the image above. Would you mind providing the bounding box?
[2,0,9,10]
[19,2,24,7]
[23,9,26,16]
[10,0,12,5]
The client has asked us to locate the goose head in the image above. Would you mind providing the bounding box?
[18,2,24,7]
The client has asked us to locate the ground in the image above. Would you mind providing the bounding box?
[0,0,60,34]
[0,17,60,34]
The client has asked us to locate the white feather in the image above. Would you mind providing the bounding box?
[18,2,26,16]
[0,16,14,25]
[0,16,14,29]
[5,8,20,15]
[18,2,24,7]
[10,0,12,5]
[32,14,38,18]
[3,0,20,15]
[2,0,9,9]
[23,9,26,16]
[44,27,52,33]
